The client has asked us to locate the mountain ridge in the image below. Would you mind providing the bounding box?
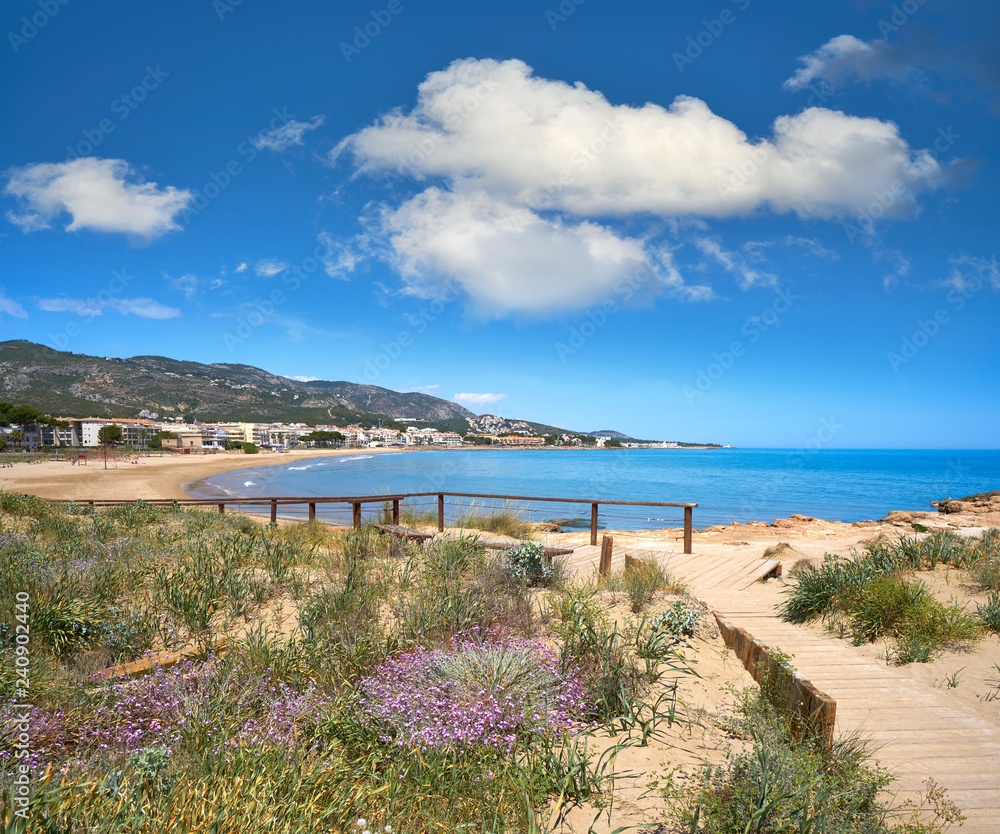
[0,339,571,433]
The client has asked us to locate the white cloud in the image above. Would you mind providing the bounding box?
[35,296,181,319]
[377,188,682,316]
[336,57,944,221]
[319,231,362,279]
[784,35,912,91]
[288,375,320,382]
[255,259,290,277]
[5,158,192,238]
[169,273,200,299]
[0,288,27,320]
[695,238,777,288]
[784,236,839,260]
[407,383,440,394]
[454,392,507,407]
[235,262,248,273]
[253,116,325,152]
[944,254,1000,293]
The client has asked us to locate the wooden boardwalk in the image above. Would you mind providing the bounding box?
[703,586,1000,832]
[558,539,1000,829]
[562,543,781,591]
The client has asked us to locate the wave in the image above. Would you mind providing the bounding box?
[243,481,256,487]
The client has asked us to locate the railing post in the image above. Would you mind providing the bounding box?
[590,502,599,546]
[352,502,362,528]
[599,535,613,577]
[218,503,225,515]
[392,499,400,525]
[308,502,316,522]
[684,506,693,555]
[437,493,445,532]
[270,499,277,524]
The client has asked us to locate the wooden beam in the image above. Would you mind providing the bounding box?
[392,499,400,525]
[599,534,613,577]
[308,502,316,522]
[590,502,599,546]
[270,499,277,524]
[684,506,693,554]
[437,493,445,532]
[352,502,362,528]
[217,503,225,515]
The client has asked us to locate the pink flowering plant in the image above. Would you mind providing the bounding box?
[356,631,589,754]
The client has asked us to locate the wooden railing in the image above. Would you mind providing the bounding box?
[56,492,698,553]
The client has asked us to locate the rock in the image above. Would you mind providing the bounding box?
[770,519,796,528]
[529,522,562,533]
[850,520,878,528]
[789,514,818,523]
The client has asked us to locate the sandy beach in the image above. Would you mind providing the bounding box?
[0,448,411,502]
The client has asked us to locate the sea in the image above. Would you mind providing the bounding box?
[185,448,1000,531]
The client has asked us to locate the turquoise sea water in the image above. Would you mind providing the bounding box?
[187,448,1000,530]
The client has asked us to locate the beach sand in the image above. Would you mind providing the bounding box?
[0,447,409,502]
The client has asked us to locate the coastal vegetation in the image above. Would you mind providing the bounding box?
[0,494,967,832]
[780,530,1000,662]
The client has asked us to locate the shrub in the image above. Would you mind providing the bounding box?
[355,633,588,754]
[503,541,555,587]
[978,591,1000,633]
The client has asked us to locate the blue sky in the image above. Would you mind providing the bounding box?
[1,0,997,448]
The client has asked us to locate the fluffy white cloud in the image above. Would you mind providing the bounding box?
[454,392,507,407]
[255,259,290,277]
[35,297,181,319]
[5,158,192,238]
[253,116,326,152]
[336,57,943,221]
[377,188,667,316]
[0,288,27,320]
[235,262,248,273]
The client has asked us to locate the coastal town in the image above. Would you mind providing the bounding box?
[0,410,696,454]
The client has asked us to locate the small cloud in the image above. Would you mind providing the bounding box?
[407,383,440,394]
[695,237,777,288]
[35,296,181,319]
[783,35,911,91]
[319,230,362,280]
[255,259,290,277]
[784,236,839,260]
[5,158,192,239]
[454,392,507,407]
[253,116,326,152]
[169,273,200,299]
[235,262,248,273]
[288,375,320,382]
[943,254,1000,293]
[0,287,27,320]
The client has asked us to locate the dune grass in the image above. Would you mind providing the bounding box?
[779,530,996,663]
